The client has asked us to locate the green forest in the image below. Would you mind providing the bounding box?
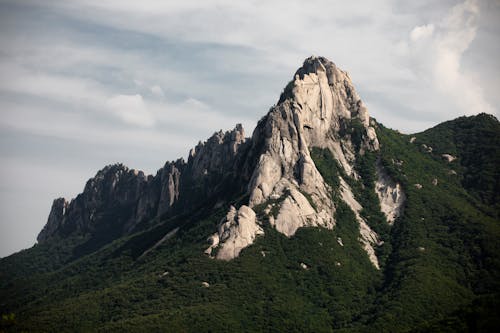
[1,114,499,332]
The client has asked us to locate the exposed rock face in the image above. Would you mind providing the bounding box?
[272,187,322,237]
[247,57,379,212]
[188,124,247,179]
[156,161,182,217]
[441,154,456,162]
[38,164,155,243]
[37,198,68,243]
[205,205,263,260]
[375,162,405,225]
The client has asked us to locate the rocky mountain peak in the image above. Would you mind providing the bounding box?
[208,56,387,268]
[38,163,153,244]
[295,56,343,81]
[279,55,372,127]
[83,163,149,199]
[37,198,69,243]
[245,56,380,206]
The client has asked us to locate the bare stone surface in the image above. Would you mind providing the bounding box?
[156,162,182,217]
[375,162,405,225]
[442,154,456,162]
[421,144,433,153]
[188,124,247,179]
[205,205,264,260]
[37,198,69,243]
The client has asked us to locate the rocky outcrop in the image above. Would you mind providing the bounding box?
[271,187,325,237]
[37,198,68,243]
[441,154,456,162]
[156,160,182,217]
[205,205,263,260]
[422,144,433,153]
[188,124,247,179]
[375,162,405,225]
[247,57,379,212]
[38,164,154,243]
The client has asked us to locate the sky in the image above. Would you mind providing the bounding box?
[0,0,499,257]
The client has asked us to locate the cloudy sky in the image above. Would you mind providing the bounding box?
[0,0,498,257]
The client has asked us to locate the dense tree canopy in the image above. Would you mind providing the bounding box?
[1,114,499,332]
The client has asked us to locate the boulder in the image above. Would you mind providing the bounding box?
[205,205,263,260]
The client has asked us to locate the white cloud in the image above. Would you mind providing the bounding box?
[0,63,108,109]
[410,24,434,41]
[183,97,208,110]
[149,97,251,134]
[407,0,494,118]
[150,85,164,97]
[106,94,155,127]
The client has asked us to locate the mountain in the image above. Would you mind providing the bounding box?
[1,56,499,332]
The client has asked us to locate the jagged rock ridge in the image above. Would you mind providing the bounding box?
[38,124,249,244]
[38,56,404,269]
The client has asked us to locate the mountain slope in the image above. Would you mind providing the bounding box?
[414,113,500,216]
[1,57,499,332]
[371,118,500,331]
